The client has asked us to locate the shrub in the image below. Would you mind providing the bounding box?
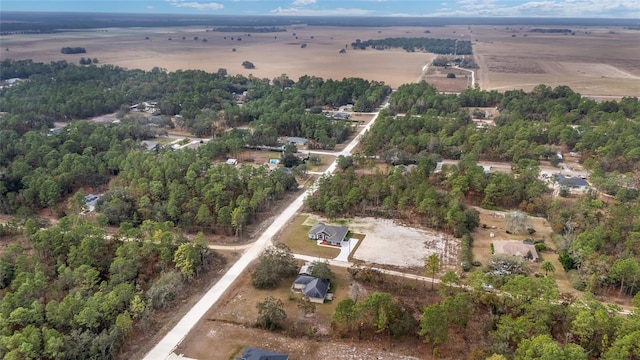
[146,271,184,309]
[446,73,456,78]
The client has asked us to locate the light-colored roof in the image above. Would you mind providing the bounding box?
[493,240,538,261]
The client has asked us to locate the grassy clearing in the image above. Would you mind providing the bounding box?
[306,154,335,172]
[278,214,340,258]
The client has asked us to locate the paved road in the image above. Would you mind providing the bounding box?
[143,101,388,360]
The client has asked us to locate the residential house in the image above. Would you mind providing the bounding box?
[555,173,588,191]
[236,347,288,360]
[292,275,331,303]
[492,240,539,262]
[286,137,308,146]
[308,222,348,246]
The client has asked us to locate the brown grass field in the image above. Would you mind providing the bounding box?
[3,24,639,96]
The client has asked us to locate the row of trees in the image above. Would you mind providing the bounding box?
[350,37,473,55]
[0,218,218,359]
[60,47,86,54]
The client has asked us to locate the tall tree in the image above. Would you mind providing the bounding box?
[425,254,441,290]
[255,296,287,331]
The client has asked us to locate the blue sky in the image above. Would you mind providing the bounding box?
[2,0,639,18]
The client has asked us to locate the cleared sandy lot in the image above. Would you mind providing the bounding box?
[350,217,458,269]
[301,214,458,269]
[4,24,638,96]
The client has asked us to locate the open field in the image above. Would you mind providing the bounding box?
[469,26,640,97]
[3,25,638,95]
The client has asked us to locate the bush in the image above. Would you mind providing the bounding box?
[535,243,547,252]
[146,271,184,309]
[461,261,471,272]
[242,60,255,69]
[446,73,456,78]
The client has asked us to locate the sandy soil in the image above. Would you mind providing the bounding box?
[346,217,458,270]
[470,26,640,96]
[424,66,472,92]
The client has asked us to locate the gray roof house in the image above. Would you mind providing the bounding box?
[555,174,588,190]
[308,222,348,246]
[236,347,288,360]
[292,275,331,303]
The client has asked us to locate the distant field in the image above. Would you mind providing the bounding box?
[2,24,639,96]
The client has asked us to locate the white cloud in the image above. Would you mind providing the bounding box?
[270,6,374,15]
[167,0,224,10]
[292,0,317,5]
[422,0,640,17]
[147,5,155,9]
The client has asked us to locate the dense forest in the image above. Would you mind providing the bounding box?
[332,269,640,360]
[101,148,299,234]
[350,37,473,54]
[0,218,218,359]
[0,60,389,217]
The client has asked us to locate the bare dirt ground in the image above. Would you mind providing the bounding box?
[329,216,460,270]
[469,26,640,97]
[424,66,472,92]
